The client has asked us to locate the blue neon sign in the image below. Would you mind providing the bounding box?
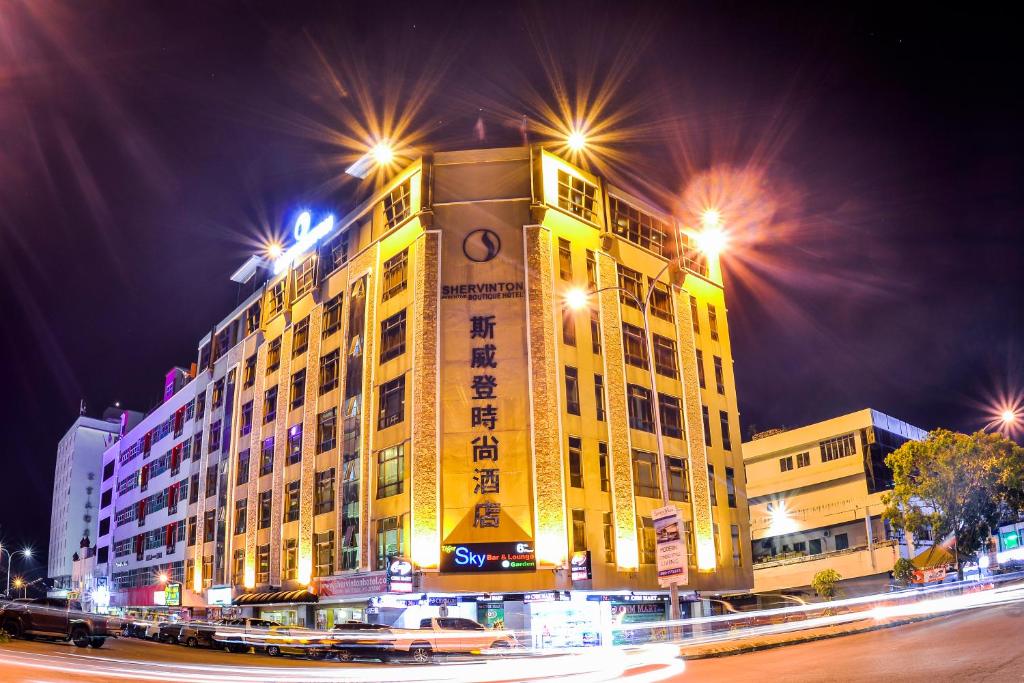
[272,210,336,274]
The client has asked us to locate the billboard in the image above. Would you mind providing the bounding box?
[652,505,688,587]
[440,541,536,573]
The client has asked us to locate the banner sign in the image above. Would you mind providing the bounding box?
[387,557,414,593]
[652,505,689,587]
[570,550,592,582]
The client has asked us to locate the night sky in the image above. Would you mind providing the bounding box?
[2,2,1021,572]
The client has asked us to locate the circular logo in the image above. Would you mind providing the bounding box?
[462,228,501,263]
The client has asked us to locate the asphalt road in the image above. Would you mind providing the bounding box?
[678,602,1024,682]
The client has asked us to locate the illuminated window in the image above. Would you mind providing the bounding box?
[720,410,733,451]
[292,255,316,299]
[653,335,678,379]
[293,318,309,356]
[187,516,196,545]
[702,405,712,446]
[707,465,718,506]
[380,310,407,363]
[696,350,706,389]
[381,249,408,301]
[319,350,340,394]
[594,373,606,421]
[690,295,700,334]
[315,530,334,577]
[315,468,335,515]
[611,197,670,256]
[283,538,298,580]
[556,169,597,223]
[317,408,337,453]
[667,456,688,502]
[632,449,660,498]
[266,338,281,373]
[232,549,244,585]
[617,264,643,308]
[599,442,610,492]
[322,293,343,338]
[256,544,270,584]
[236,450,250,486]
[263,386,278,423]
[208,420,221,453]
[321,231,349,274]
[265,280,286,319]
[376,443,405,498]
[649,280,673,322]
[780,456,793,472]
[590,310,602,355]
[234,499,247,535]
[244,354,256,388]
[638,517,656,564]
[680,233,709,277]
[726,467,737,507]
[565,367,581,415]
[245,302,261,334]
[558,238,573,280]
[376,516,404,570]
[259,438,274,477]
[562,308,577,346]
[603,512,615,563]
[284,480,300,522]
[586,249,597,289]
[212,379,225,408]
[572,509,587,552]
[659,394,684,439]
[796,451,810,468]
[622,323,648,369]
[290,370,306,410]
[627,384,654,433]
[714,356,725,394]
[378,376,406,429]
[568,436,583,488]
[820,433,856,462]
[383,179,412,229]
[287,424,302,464]
[708,304,719,341]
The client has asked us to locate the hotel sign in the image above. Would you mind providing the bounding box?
[313,572,388,597]
[272,210,336,274]
[439,542,537,573]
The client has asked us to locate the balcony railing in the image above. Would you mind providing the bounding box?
[753,539,898,569]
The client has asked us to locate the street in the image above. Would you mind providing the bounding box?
[679,602,1024,682]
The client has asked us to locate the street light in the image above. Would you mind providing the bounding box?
[12,577,24,598]
[1001,409,1018,427]
[567,128,587,153]
[0,545,32,596]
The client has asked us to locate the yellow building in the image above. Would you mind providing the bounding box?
[183,146,751,635]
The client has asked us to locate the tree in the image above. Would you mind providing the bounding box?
[812,568,842,600]
[892,558,915,588]
[882,429,1022,578]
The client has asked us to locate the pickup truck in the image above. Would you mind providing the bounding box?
[391,617,516,663]
[0,597,110,648]
[210,617,281,653]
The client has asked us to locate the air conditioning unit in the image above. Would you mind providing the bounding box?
[823,529,831,537]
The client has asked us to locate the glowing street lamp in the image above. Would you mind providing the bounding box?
[158,572,169,584]
[1001,409,1019,426]
[371,140,394,166]
[346,140,396,179]
[567,128,587,153]
[695,208,728,257]
[265,242,284,260]
[0,545,32,595]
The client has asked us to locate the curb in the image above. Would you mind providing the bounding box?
[680,612,948,660]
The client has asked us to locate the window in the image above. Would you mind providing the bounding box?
[317,408,337,453]
[245,302,261,334]
[187,516,197,545]
[562,308,577,346]
[322,293,343,337]
[203,510,215,538]
[796,451,811,468]
[638,517,656,564]
[696,350,706,389]
[590,309,602,355]
[617,265,643,308]
[713,356,725,394]
[378,376,405,429]
[556,169,597,222]
[315,530,334,577]
[380,310,407,363]
[708,304,719,341]
[233,549,245,585]
[650,281,673,322]
[564,367,581,415]
[603,512,615,563]
[287,424,302,464]
[632,449,660,498]
[321,231,349,274]
[609,197,670,257]
[315,468,335,515]
[720,410,732,451]
[319,350,340,394]
[594,374,606,421]
[103,460,115,482]
[598,442,610,492]
[653,335,678,378]
[292,256,316,299]
[779,456,794,472]
[707,465,718,506]
[265,280,286,319]
[292,317,309,356]
[376,516,404,570]
[834,533,849,551]
[263,386,278,423]
[627,384,654,432]
[100,489,112,509]
[381,249,408,301]
[290,370,306,409]
[680,233,709,277]
[731,525,741,567]
[237,450,250,485]
[586,249,597,289]
[98,517,110,537]
[568,436,583,488]
[702,405,712,447]
[377,444,405,498]
[383,180,412,229]
[572,509,586,552]
[809,538,822,555]
[725,467,737,507]
[820,433,856,462]
[667,456,688,502]
[267,337,281,373]
[283,539,298,580]
[195,392,206,420]
[284,480,300,522]
[259,438,274,476]
[234,499,247,535]
[622,323,648,369]
[659,394,684,439]
[690,295,700,334]
[206,464,218,495]
[208,420,222,453]
[240,401,253,436]
[212,379,225,408]
[256,544,270,584]
[558,237,573,279]
[189,473,199,503]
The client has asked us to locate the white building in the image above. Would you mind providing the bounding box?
[741,409,929,599]
[48,408,141,591]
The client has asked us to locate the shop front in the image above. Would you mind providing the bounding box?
[310,572,391,629]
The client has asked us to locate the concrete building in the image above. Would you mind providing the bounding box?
[174,145,751,639]
[742,409,928,600]
[48,408,141,591]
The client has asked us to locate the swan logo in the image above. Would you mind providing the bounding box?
[462,228,501,263]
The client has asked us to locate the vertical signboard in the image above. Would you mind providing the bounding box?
[436,156,535,557]
[652,505,688,587]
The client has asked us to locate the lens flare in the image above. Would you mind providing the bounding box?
[564,287,590,311]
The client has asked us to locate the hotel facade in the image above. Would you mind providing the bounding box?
[87,146,751,640]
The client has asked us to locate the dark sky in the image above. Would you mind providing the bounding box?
[2,1,1021,567]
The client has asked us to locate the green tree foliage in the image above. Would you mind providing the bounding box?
[892,557,915,587]
[812,568,842,600]
[882,429,1024,576]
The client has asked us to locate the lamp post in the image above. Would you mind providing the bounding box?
[0,545,33,596]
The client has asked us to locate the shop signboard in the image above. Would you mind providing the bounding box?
[207,586,233,606]
[439,541,536,573]
[313,572,388,597]
[387,557,414,593]
[570,550,592,582]
[652,505,688,587]
[428,597,459,606]
[164,582,181,607]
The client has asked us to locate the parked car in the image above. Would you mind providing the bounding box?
[158,621,186,644]
[391,617,517,663]
[259,625,330,658]
[179,620,227,648]
[211,618,281,654]
[0,597,109,648]
[330,621,396,662]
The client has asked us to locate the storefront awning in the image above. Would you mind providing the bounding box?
[912,544,955,569]
[233,590,318,606]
